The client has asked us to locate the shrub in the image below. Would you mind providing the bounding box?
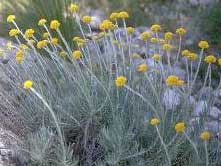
[1,3,221,166]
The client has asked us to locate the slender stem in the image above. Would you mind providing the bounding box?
[184,132,200,160]
[204,141,209,166]
[156,126,171,166]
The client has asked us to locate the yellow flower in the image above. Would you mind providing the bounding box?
[115,76,127,87]
[110,12,119,20]
[16,50,24,63]
[38,19,47,26]
[23,80,33,89]
[7,15,15,22]
[200,131,211,141]
[175,122,186,133]
[140,31,151,41]
[127,27,135,34]
[198,40,209,49]
[176,28,187,36]
[152,54,161,61]
[60,50,67,58]
[164,32,173,41]
[186,52,198,61]
[131,53,141,59]
[43,32,49,39]
[150,118,160,126]
[181,49,190,56]
[82,16,92,24]
[6,41,13,50]
[51,38,59,45]
[162,44,173,51]
[137,64,148,72]
[218,58,221,65]
[19,44,28,50]
[118,11,129,19]
[73,37,86,47]
[27,39,36,45]
[204,55,217,64]
[150,37,158,43]
[166,75,184,86]
[99,20,115,31]
[68,3,79,13]
[9,29,20,37]
[151,24,161,32]
[50,20,61,30]
[37,40,48,49]
[72,50,82,60]
[24,29,35,38]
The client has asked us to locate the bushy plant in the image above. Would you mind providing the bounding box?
[1,3,221,166]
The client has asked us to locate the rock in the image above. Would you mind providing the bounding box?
[163,89,181,110]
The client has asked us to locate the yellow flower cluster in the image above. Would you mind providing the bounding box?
[140,31,151,41]
[151,24,161,32]
[50,20,61,30]
[115,76,127,87]
[73,37,86,47]
[150,118,160,126]
[137,64,148,72]
[181,49,190,56]
[68,3,79,13]
[127,27,135,34]
[72,50,82,60]
[176,28,187,36]
[7,15,15,23]
[152,54,161,61]
[9,29,20,37]
[200,131,211,141]
[16,50,24,63]
[24,28,35,38]
[204,55,217,64]
[150,37,158,43]
[37,40,48,49]
[186,52,198,61]
[162,44,173,51]
[51,38,59,45]
[198,40,209,49]
[38,19,47,26]
[82,16,92,24]
[175,122,186,133]
[23,80,33,89]
[166,75,184,86]
[164,32,173,41]
[99,20,115,31]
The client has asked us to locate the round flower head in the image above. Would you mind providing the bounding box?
[152,54,161,61]
[127,27,135,34]
[50,20,61,30]
[166,75,184,86]
[72,50,82,60]
[37,40,48,49]
[82,15,92,24]
[110,12,119,20]
[200,131,211,141]
[118,11,129,19]
[175,122,185,133]
[23,80,33,89]
[38,19,47,26]
[187,52,198,61]
[137,64,148,72]
[162,44,173,51]
[150,37,158,43]
[198,40,209,49]
[9,29,20,37]
[43,32,49,39]
[24,29,35,38]
[7,15,15,23]
[218,58,221,65]
[16,50,24,63]
[68,3,79,13]
[150,118,160,126]
[99,20,114,31]
[151,24,161,32]
[204,55,217,64]
[60,50,67,58]
[115,76,127,87]
[176,28,187,36]
[51,38,59,45]
[140,31,151,41]
[181,49,190,56]
[164,32,173,41]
